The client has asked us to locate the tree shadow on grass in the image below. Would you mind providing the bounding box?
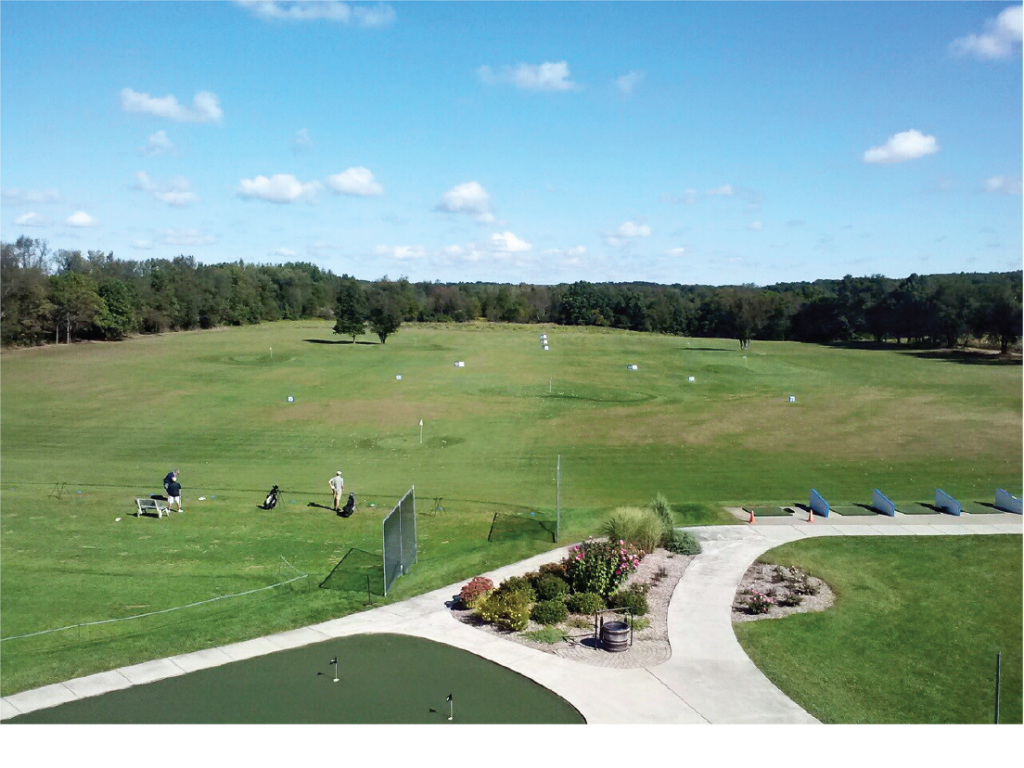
[900,349,1021,366]
[303,338,379,345]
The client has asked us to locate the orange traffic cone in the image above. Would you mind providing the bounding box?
[807,508,814,523]
[748,508,756,524]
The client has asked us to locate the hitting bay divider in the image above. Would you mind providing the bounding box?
[383,487,417,596]
[871,489,896,517]
[995,489,1023,515]
[935,489,962,516]
[809,489,830,518]
[0,556,308,643]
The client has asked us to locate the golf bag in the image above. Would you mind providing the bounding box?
[262,485,280,510]
[339,493,356,518]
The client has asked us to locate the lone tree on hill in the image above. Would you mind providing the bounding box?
[367,289,403,345]
[333,278,367,341]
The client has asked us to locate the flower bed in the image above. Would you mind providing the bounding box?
[732,563,835,623]
[450,542,694,669]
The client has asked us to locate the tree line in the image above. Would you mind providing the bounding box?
[3,236,1021,353]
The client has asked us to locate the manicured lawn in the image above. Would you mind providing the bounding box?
[1,321,1020,694]
[735,536,1023,724]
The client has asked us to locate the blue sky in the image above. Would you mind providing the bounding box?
[1,1,1021,285]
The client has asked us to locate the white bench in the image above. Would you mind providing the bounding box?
[135,497,169,518]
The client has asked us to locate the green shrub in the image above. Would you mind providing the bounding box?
[602,507,664,552]
[562,539,643,596]
[649,493,674,541]
[665,530,702,555]
[534,573,569,601]
[530,598,568,625]
[538,562,566,579]
[475,591,530,631]
[566,592,606,615]
[495,575,537,603]
[609,586,649,616]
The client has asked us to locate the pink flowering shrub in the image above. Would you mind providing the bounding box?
[746,590,774,615]
[562,539,644,596]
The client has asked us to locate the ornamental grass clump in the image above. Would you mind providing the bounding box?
[649,493,674,541]
[562,539,644,596]
[601,507,664,553]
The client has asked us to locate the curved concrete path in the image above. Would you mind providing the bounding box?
[3,513,1020,724]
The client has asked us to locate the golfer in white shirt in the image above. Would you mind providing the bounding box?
[329,471,344,512]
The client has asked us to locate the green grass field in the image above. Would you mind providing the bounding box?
[735,536,1023,723]
[1,321,1020,694]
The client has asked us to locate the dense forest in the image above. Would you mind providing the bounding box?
[2,236,1021,353]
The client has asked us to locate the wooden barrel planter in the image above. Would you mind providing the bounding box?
[599,619,632,653]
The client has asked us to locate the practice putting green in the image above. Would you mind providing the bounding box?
[6,633,585,724]
[735,536,1023,724]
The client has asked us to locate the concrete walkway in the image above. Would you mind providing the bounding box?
[3,513,1020,724]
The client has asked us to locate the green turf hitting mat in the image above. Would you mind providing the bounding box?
[749,506,794,517]
[898,502,941,515]
[831,505,880,517]
[961,501,1005,515]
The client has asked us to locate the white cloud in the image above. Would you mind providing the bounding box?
[375,244,426,260]
[14,212,49,227]
[3,187,61,205]
[950,5,1023,60]
[142,130,176,155]
[162,228,215,246]
[863,129,940,164]
[236,1,396,27]
[707,184,734,196]
[665,247,687,257]
[120,88,223,124]
[490,231,532,253]
[984,175,1023,195]
[291,128,313,150]
[66,211,97,228]
[478,61,579,92]
[748,221,763,231]
[614,70,644,95]
[605,220,652,247]
[436,181,492,219]
[275,247,299,257]
[132,171,197,207]
[238,174,321,203]
[326,167,383,197]
[131,239,153,250]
